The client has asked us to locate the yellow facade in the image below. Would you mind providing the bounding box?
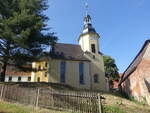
[79,33,100,54]
[49,59,91,89]
[32,56,106,91]
[32,60,49,82]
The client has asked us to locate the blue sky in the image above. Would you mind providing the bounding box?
[45,0,150,73]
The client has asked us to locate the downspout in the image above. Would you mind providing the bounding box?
[48,58,51,82]
[89,61,92,90]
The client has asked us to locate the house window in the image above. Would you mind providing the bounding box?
[28,77,31,82]
[94,74,99,83]
[38,65,41,70]
[45,62,48,67]
[93,55,95,59]
[8,76,12,82]
[37,77,40,82]
[18,76,21,82]
[45,72,47,77]
[60,61,66,83]
[79,62,84,84]
[91,44,96,53]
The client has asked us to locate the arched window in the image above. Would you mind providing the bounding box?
[93,55,95,59]
[91,44,96,53]
[38,65,41,70]
[45,72,48,77]
[60,61,66,83]
[79,62,84,84]
[94,74,99,83]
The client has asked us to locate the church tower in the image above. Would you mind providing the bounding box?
[78,14,100,54]
[78,3,107,91]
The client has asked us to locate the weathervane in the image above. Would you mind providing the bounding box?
[85,0,89,16]
[83,0,91,25]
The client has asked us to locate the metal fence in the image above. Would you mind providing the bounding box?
[0,85,102,113]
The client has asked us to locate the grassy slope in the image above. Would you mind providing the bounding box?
[0,101,73,113]
[101,92,150,113]
[1,83,150,113]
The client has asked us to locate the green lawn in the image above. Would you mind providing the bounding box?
[0,101,73,113]
[103,105,126,113]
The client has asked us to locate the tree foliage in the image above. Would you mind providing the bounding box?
[0,0,57,81]
[103,55,119,82]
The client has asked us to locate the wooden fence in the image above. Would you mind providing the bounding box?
[0,85,102,113]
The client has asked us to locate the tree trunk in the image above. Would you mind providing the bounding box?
[0,41,10,82]
[0,63,7,82]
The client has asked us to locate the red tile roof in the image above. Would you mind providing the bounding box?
[6,64,31,76]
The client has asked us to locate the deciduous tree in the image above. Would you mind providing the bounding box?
[103,55,119,84]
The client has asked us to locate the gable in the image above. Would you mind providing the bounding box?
[119,40,150,85]
[143,43,150,58]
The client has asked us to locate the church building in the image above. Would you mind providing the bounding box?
[32,14,107,91]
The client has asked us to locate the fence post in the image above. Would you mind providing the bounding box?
[35,88,40,108]
[98,93,102,113]
[0,85,4,99]
[51,90,54,108]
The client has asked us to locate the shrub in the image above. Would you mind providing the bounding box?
[130,97,147,106]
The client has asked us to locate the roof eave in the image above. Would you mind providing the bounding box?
[50,57,91,62]
[78,32,100,41]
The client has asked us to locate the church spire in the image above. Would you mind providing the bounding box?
[84,1,91,25]
[82,1,96,34]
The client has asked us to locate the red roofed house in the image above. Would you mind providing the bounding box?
[109,74,122,90]
[5,64,32,82]
[119,40,150,105]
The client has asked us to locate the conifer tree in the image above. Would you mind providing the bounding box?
[0,0,57,81]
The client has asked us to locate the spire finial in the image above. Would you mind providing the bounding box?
[85,1,89,16]
[82,1,96,34]
[84,0,91,25]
